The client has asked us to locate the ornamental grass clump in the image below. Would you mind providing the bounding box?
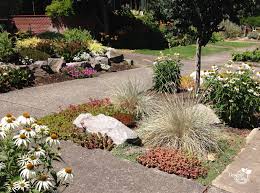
[203,62,260,128]
[110,79,155,118]
[0,113,74,193]
[138,95,220,157]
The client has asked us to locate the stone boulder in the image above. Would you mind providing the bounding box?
[73,113,139,145]
[47,58,65,73]
[66,61,92,69]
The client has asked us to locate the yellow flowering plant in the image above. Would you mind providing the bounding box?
[88,40,107,55]
[16,37,42,50]
[0,113,74,192]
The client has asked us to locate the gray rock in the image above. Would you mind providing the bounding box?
[47,58,65,73]
[66,61,92,69]
[109,54,124,63]
[73,113,138,145]
[29,61,51,77]
[94,56,110,66]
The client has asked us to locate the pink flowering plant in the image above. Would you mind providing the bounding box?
[62,66,96,79]
[0,112,74,193]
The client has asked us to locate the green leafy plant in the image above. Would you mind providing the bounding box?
[0,32,13,61]
[46,0,74,17]
[210,32,225,43]
[138,95,220,157]
[19,48,51,61]
[0,66,34,92]
[0,113,74,192]
[63,28,92,43]
[204,63,260,128]
[72,132,115,151]
[153,55,182,93]
[232,49,260,62]
[54,41,87,61]
[247,31,260,40]
[37,31,64,40]
[137,148,208,179]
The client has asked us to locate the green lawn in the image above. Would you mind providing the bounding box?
[135,41,258,59]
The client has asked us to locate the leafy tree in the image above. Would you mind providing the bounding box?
[149,0,255,92]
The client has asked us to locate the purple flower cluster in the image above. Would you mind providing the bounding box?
[63,66,96,79]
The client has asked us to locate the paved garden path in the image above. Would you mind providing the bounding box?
[213,128,260,193]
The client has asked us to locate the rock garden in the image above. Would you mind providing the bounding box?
[0,29,134,93]
[8,54,255,190]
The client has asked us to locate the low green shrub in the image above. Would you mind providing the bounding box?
[0,66,34,92]
[204,64,260,128]
[19,48,51,61]
[0,32,13,61]
[247,31,260,40]
[241,16,260,27]
[63,28,92,43]
[54,40,87,61]
[210,32,225,43]
[37,31,64,40]
[220,20,242,39]
[232,49,260,62]
[153,55,182,93]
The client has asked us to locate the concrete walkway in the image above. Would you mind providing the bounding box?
[213,128,260,193]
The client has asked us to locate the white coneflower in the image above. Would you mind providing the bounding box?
[20,127,36,138]
[17,112,35,126]
[0,162,5,171]
[57,167,74,183]
[29,146,46,158]
[27,155,41,166]
[13,179,30,192]
[256,72,260,78]
[0,130,6,139]
[1,113,16,125]
[46,133,60,146]
[18,155,29,167]
[2,118,19,131]
[20,163,36,180]
[13,134,31,147]
[34,174,53,192]
[34,124,50,136]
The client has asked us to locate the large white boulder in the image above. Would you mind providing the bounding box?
[73,113,138,145]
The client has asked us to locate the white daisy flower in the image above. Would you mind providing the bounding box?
[27,155,42,166]
[248,89,254,93]
[29,146,46,158]
[13,134,31,147]
[20,127,36,138]
[57,167,74,183]
[256,72,260,78]
[0,162,6,171]
[34,124,50,136]
[2,118,19,131]
[34,174,53,192]
[13,179,30,192]
[46,133,60,146]
[212,65,218,71]
[1,113,16,125]
[20,163,36,180]
[0,130,6,139]
[241,63,251,70]
[18,155,29,167]
[17,112,35,126]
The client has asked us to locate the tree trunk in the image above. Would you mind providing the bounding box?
[195,37,202,94]
[99,0,109,34]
